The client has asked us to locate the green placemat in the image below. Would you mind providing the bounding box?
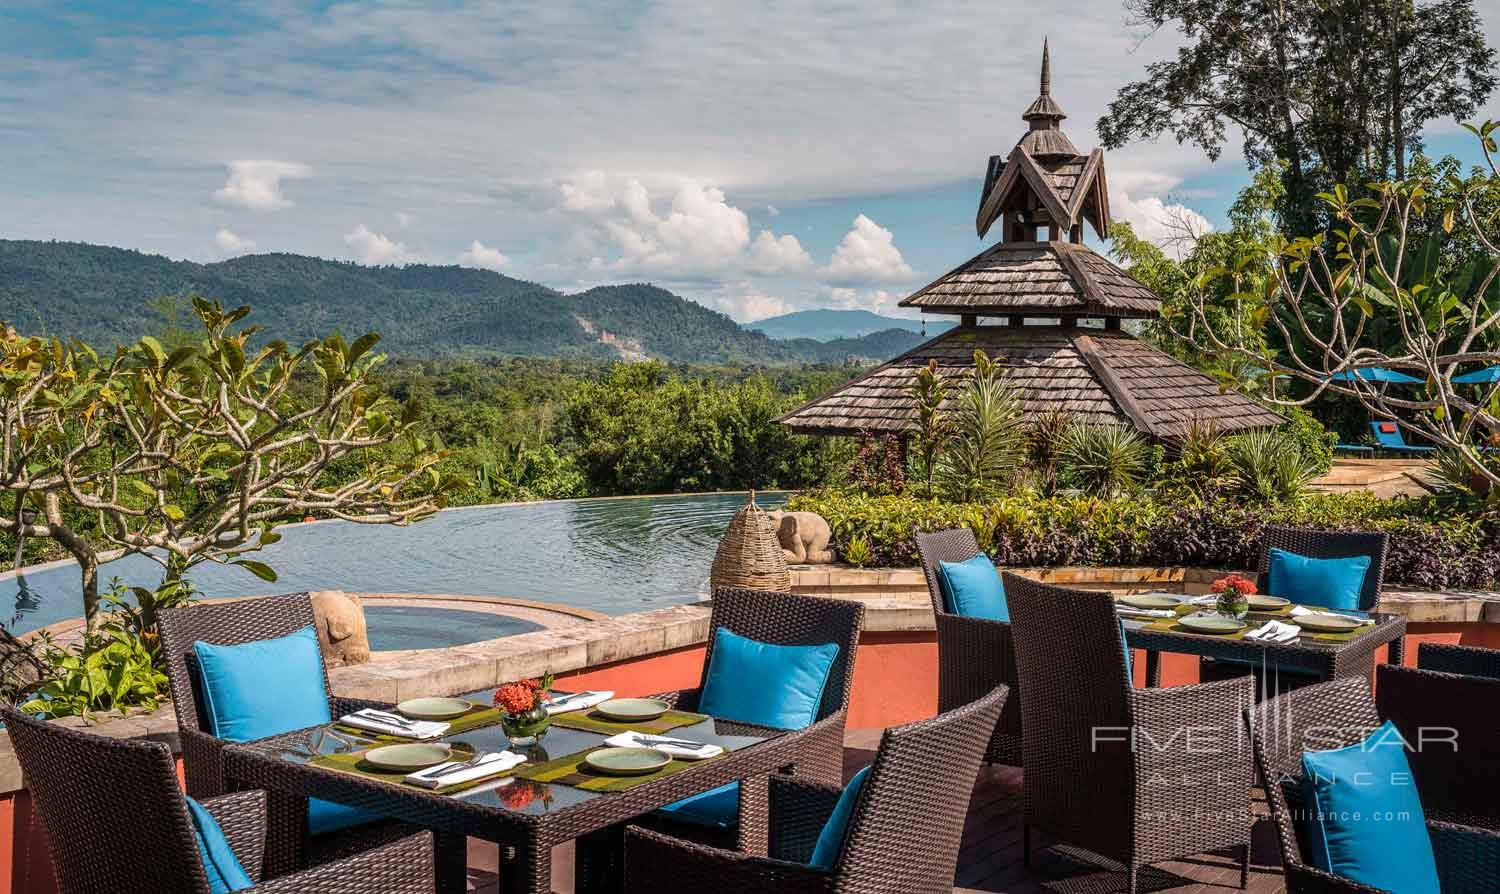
[513,745,727,793]
[309,743,520,794]
[333,703,504,743]
[550,708,707,736]
[1310,626,1379,643]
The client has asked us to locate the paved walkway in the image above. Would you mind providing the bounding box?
[1312,457,1433,499]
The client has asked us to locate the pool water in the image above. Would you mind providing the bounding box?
[363,606,542,651]
[0,491,787,644]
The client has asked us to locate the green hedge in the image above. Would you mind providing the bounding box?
[787,489,1500,591]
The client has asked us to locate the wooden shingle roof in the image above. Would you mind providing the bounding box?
[776,325,1285,439]
[898,241,1159,318]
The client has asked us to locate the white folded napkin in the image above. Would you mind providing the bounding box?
[1188,594,1220,606]
[604,730,723,761]
[545,690,614,716]
[1116,607,1176,619]
[404,751,526,789]
[339,709,450,740]
[1289,606,1374,625]
[1248,620,1302,642]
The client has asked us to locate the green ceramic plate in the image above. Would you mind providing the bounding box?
[584,747,671,776]
[1295,613,1364,633]
[1247,595,1292,611]
[363,743,453,772]
[1178,613,1247,635]
[1121,593,1181,609]
[397,697,474,721]
[595,698,670,722]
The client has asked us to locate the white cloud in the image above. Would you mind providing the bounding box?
[344,224,407,265]
[214,227,255,256]
[826,286,902,314]
[558,174,813,281]
[766,205,780,217]
[820,215,915,285]
[459,239,509,270]
[748,230,812,274]
[719,286,793,322]
[1109,169,1215,257]
[396,211,415,228]
[213,160,310,211]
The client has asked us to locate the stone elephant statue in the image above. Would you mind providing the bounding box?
[309,590,371,666]
[765,511,834,564]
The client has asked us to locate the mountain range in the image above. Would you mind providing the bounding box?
[0,240,926,365]
[746,308,953,342]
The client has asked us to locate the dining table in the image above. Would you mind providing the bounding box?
[1119,597,1408,688]
[222,689,811,894]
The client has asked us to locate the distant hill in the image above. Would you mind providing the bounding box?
[746,308,954,342]
[0,240,925,365]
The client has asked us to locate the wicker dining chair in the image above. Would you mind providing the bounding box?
[1375,663,1500,832]
[628,588,863,854]
[914,528,1021,767]
[1416,641,1500,680]
[1248,675,1500,893]
[1203,525,1391,691]
[1002,573,1253,894]
[0,705,435,894]
[622,686,1007,894]
[157,593,432,877]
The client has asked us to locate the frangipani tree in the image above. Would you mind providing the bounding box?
[1,298,458,632]
[1171,121,1500,488]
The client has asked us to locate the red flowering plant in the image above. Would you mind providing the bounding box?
[1210,574,1256,618]
[492,673,554,743]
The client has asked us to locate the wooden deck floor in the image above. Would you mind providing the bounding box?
[467,730,1290,893]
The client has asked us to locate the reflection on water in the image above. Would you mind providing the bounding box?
[0,492,787,636]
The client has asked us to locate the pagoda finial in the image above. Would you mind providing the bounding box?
[1040,37,1051,96]
[1022,39,1066,125]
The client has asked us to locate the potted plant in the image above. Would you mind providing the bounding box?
[1210,574,1256,620]
[493,673,553,745]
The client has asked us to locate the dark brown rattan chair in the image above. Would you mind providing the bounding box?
[1203,525,1392,692]
[0,705,435,894]
[914,528,1021,766]
[1003,572,1253,894]
[157,593,428,877]
[1375,663,1500,832]
[1416,641,1500,680]
[622,686,1007,894]
[634,587,865,855]
[1249,675,1500,893]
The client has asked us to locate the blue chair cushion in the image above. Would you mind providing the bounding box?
[193,626,384,835]
[1268,548,1372,611]
[1299,720,1440,894]
[696,627,840,730]
[185,796,255,893]
[655,781,740,828]
[808,765,871,871]
[936,555,1009,621]
[1118,618,1133,686]
[660,628,840,828]
[192,626,331,742]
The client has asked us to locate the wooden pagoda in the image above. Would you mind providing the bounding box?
[777,42,1282,440]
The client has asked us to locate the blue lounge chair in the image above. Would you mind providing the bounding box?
[1334,441,1373,455]
[1369,420,1435,454]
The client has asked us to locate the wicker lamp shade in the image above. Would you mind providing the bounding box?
[709,491,791,594]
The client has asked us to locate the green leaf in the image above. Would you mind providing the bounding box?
[233,560,279,582]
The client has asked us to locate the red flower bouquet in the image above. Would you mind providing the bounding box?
[493,674,553,744]
[1211,574,1256,619]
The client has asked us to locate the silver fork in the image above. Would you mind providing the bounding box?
[426,754,490,780]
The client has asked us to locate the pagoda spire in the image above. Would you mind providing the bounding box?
[1022,38,1066,126]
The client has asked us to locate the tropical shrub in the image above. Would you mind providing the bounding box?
[848,433,906,495]
[786,488,1500,590]
[1057,422,1150,496]
[935,351,1025,502]
[1224,428,1321,504]
[1280,408,1337,476]
[20,628,168,720]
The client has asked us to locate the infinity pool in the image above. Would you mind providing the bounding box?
[0,491,787,641]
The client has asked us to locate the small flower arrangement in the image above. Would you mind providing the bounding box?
[493,673,554,744]
[1211,574,1256,619]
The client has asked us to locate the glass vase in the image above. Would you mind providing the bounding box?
[501,704,550,746]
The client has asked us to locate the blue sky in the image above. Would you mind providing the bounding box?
[2,1,1498,323]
